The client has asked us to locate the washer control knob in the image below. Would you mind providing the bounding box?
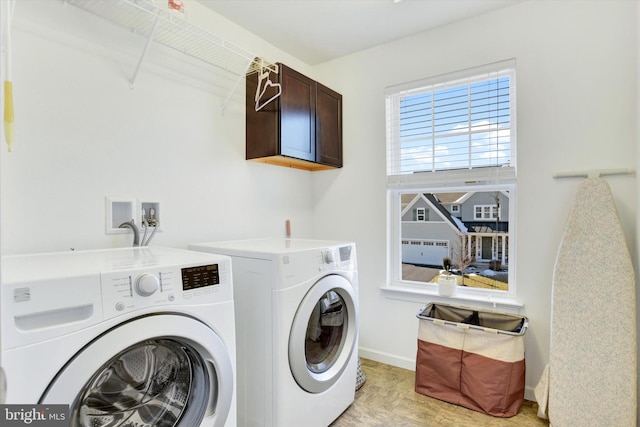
[135,273,159,297]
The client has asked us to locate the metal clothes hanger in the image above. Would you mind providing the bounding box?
[255,60,281,111]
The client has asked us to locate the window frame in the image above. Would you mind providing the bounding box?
[385,60,518,303]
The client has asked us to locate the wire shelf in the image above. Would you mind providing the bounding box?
[62,0,277,111]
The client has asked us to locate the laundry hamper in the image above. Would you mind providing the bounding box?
[415,303,528,417]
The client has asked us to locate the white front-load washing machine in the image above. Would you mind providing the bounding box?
[188,238,358,427]
[1,246,237,427]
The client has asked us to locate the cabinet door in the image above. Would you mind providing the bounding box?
[280,65,316,162]
[316,83,343,168]
[246,70,280,160]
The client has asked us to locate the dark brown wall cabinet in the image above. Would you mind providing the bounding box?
[246,63,342,171]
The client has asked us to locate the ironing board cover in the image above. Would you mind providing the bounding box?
[549,177,637,425]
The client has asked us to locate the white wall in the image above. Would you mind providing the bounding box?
[2,0,638,406]
[312,0,638,400]
[1,0,316,254]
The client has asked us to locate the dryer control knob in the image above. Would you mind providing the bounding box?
[323,250,335,264]
[135,273,159,297]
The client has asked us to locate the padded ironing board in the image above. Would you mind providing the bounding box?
[548,177,637,425]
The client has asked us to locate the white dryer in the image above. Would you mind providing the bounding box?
[188,238,358,427]
[1,247,237,427]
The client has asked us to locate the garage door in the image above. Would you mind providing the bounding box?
[402,240,449,266]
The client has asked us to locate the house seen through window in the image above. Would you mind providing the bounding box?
[386,60,516,296]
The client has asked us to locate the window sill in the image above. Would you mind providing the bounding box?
[381,284,524,314]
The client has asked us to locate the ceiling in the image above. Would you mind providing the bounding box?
[197,0,521,66]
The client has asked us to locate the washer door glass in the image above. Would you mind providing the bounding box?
[289,274,358,393]
[72,339,207,427]
[40,315,234,427]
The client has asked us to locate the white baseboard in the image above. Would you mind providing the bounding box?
[524,386,536,402]
[358,346,538,403]
[357,346,416,371]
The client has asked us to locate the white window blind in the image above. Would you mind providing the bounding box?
[386,60,516,182]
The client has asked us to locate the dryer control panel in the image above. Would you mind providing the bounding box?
[319,244,356,272]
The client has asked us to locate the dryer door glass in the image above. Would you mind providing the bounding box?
[306,290,346,373]
[289,274,358,394]
[71,339,209,427]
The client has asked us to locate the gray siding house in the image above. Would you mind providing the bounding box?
[401,192,509,268]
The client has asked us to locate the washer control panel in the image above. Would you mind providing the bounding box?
[181,263,221,291]
[101,261,228,320]
[135,273,160,296]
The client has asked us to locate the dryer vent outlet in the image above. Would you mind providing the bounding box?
[105,197,136,235]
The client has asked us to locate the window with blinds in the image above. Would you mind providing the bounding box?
[386,60,516,180]
[385,60,517,298]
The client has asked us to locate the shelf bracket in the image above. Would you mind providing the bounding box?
[129,12,160,89]
[220,58,253,116]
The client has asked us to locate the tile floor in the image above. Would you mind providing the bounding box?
[331,358,549,427]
